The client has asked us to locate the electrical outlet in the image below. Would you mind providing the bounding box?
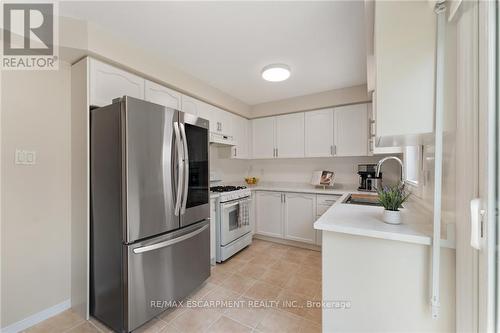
[15,149,36,165]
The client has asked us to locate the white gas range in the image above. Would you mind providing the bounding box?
[210,186,253,262]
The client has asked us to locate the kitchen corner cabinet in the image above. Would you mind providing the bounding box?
[145,80,181,110]
[284,193,316,244]
[305,109,335,157]
[231,114,251,159]
[89,58,144,107]
[255,191,283,238]
[334,104,368,156]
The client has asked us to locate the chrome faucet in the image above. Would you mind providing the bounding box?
[376,156,405,184]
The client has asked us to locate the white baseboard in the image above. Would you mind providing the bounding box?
[1,299,71,333]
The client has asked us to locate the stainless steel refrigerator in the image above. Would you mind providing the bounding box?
[90,96,210,332]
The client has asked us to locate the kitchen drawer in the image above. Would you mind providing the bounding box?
[316,195,341,216]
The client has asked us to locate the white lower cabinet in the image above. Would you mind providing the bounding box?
[284,193,316,244]
[255,191,316,244]
[255,191,283,238]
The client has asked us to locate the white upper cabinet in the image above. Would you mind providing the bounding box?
[374,0,435,143]
[275,113,305,158]
[252,117,275,159]
[284,193,316,244]
[180,94,201,116]
[334,104,369,157]
[255,191,283,238]
[210,106,233,136]
[231,115,250,159]
[89,58,144,107]
[145,80,181,110]
[305,109,334,157]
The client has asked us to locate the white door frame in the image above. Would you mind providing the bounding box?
[478,0,497,331]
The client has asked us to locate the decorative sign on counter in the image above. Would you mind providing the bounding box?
[311,170,335,188]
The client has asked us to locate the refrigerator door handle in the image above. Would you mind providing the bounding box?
[173,122,184,216]
[133,223,209,254]
[179,123,189,215]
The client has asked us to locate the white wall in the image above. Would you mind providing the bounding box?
[250,85,370,118]
[1,63,72,327]
[210,145,401,187]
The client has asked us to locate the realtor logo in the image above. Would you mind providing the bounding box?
[2,2,58,70]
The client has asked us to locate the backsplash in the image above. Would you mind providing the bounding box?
[210,146,401,187]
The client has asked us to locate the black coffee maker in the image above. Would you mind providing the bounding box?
[357,164,382,192]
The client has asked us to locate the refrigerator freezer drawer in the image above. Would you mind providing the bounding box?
[125,220,210,332]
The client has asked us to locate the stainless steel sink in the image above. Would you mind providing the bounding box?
[343,193,382,207]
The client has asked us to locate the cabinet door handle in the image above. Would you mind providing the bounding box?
[330,145,333,156]
[333,145,337,156]
[234,148,237,157]
[276,148,278,158]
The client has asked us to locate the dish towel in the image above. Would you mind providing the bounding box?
[238,199,250,227]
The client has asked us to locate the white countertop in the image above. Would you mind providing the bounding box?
[314,193,454,247]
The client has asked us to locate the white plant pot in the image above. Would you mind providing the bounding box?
[382,209,401,225]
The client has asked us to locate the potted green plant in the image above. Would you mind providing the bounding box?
[377,184,410,224]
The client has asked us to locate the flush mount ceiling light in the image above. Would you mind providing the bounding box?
[261,64,291,82]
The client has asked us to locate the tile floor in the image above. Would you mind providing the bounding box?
[24,239,321,333]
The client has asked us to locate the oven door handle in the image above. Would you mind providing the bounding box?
[222,198,251,209]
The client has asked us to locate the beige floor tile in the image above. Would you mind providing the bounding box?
[25,309,85,333]
[282,252,308,265]
[157,307,187,324]
[170,308,221,333]
[233,248,256,261]
[66,322,100,333]
[256,309,302,333]
[218,257,248,270]
[202,285,242,307]
[284,276,321,297]
[246,254,278,267]
[187,282,218,301]
[206,269,232,286]
[270,260,300,273]
[237,262,268,280]
[223,297,268,328]
[299,319,321,333]
[249,240,273,253]
[133,318,169,333]
[220,273,256,294]
[258,268,291,288]
[206,316,252,333]
[243,281,282,301]
[89,317,114,333]
[277,289,311,318]
[295,266,322,282]
[158,323,181,333]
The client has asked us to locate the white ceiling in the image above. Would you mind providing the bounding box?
[60,1,367,105]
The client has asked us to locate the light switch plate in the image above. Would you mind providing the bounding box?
[15,149,36,165]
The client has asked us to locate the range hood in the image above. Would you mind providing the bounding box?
[210,132,236,146]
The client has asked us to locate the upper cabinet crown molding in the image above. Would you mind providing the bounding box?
[89,58,145,107]
[145,80,182,110]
